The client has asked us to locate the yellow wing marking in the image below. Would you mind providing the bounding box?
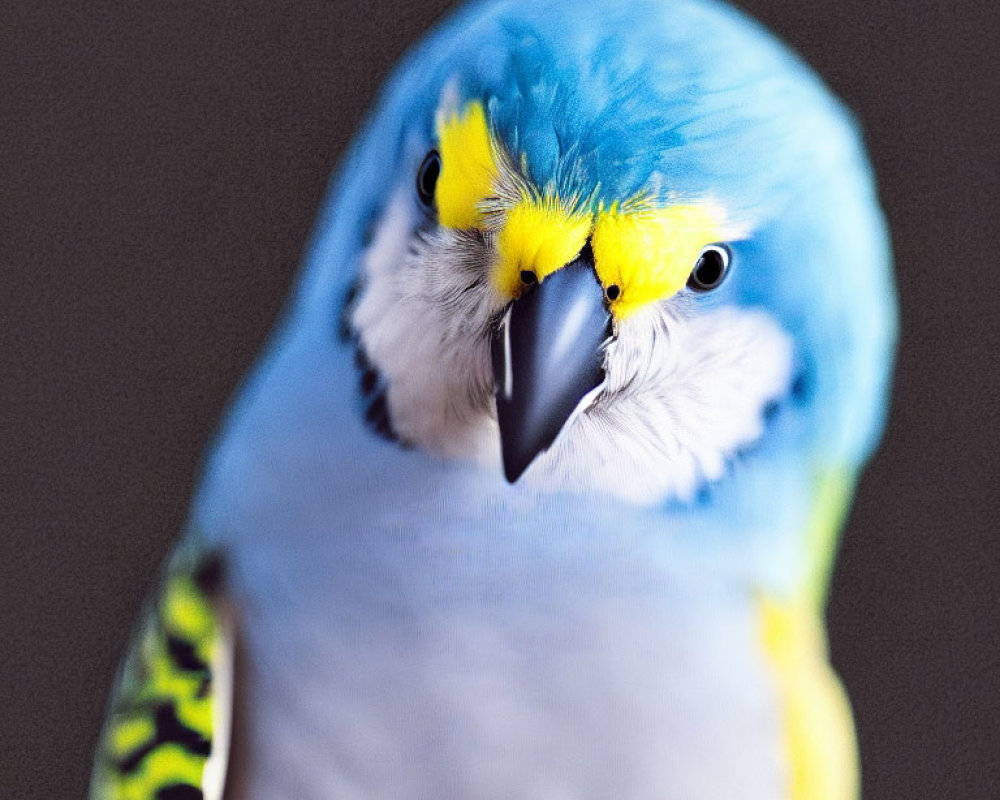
[90,548,234,800]
[757,467,861,800]
[758,596,859,800]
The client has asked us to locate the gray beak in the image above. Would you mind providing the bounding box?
[491,251,612,482]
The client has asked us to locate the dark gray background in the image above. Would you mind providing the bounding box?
[3,0,998,797]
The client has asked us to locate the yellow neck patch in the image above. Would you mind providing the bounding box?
[592,204,725,318]
[433,99,732,313]
[435,101,500,230]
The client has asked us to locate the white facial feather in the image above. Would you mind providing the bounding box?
[351,189,794,505]
[351,189,504,459]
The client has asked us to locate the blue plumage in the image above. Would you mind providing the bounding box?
[296,0,895,520]
[94,0,897,797]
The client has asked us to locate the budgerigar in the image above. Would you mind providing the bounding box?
[90,0,897,798]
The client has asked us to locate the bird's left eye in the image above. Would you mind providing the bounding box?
[687,244,731,292]
[416,150,441,207]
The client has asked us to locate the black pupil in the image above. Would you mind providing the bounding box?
[417,150,441,206]
[693,249,725,288]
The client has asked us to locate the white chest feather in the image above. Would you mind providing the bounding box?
[219,502,785,800]
[196,397,791,799]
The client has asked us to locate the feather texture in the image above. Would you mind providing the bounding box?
[94,0,897,797]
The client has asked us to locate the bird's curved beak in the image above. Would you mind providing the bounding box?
[491,250,612,482]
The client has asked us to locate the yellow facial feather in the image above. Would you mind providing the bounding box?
[592,205,726,318]
[435,101,500,230]
[494,195,592,297]
[433,100,731,312]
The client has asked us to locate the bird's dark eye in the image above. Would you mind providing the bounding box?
[687,244,731,292]
[416,150,441,207]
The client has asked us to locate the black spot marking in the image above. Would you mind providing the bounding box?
[364,392,387,424]
[364,391,400,442]
[762,399,781,423]
[376,415,397,440]
[192,554,224,596]
[166,634,210,674]
[361,213,379,248]
[116,703,211,775]
[338,280,362,343]
[157,784,204,800]
[361,367,379,395]
[790,370,810,402]
[351,337,402,443]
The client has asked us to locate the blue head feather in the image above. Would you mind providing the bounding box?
[202,0,897,598]
[297,0,895,473]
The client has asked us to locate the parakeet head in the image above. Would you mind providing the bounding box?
[315,0,895,506]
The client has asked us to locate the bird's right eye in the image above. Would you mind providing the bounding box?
[416,150,441,207]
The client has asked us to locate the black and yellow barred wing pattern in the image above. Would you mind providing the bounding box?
[90,546,234,800]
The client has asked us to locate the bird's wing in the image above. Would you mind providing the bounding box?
[757,466,860,800]
[89,541,235,800]
[801,466,857,611]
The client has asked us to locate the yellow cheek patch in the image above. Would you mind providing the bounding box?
[592,205,726,318]
[435,101,500,230]
[494,195,592,297]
